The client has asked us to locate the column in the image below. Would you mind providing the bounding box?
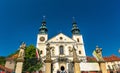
[73,46,81,73]
[99,62,107,73]
[15,59,24,73]
[44,60,52,73]
[74,62,81,73]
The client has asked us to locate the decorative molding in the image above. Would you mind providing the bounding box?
[44,59,52,63]
[16,58,24,62]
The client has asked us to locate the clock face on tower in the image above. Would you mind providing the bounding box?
[39,36,45,42]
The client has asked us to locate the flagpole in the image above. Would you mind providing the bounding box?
[36,48,40,60]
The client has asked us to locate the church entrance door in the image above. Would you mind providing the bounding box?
[60,66,66,73]
[61,66,65,71]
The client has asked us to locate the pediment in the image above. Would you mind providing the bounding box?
[47,33,75,43]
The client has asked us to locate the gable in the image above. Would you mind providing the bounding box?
[47,33,75,43]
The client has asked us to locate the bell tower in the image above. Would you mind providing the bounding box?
[71,17,86,62]
[36,16,48,57]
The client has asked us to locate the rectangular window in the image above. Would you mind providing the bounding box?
[60,46,64,55]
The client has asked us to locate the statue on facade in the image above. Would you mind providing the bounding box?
[46,43,52,60]
[72,45,80,62]
[18,42,26,59]
[69,47,73,55]
[92,46,104,61]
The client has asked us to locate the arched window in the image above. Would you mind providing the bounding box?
[59,45,64,55]
[77,38,79,42]
[79,50,81,54]
[108,65,111,70]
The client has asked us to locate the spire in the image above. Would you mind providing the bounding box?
[42,16,46,25]
[71,17,80,35]
[72,17,77,24]
[39,16,48,34]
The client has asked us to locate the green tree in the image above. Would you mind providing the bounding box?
[0,56,6,66]
[23,45,42,72]
[6,44,42,72]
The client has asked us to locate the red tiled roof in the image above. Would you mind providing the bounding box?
[104,54,120,62]
[87,55,120,62]
[0,65,13,72]
[6,54,18,60]
[87,56,97,62]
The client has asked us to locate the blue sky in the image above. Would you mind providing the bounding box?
[0,0,120,57]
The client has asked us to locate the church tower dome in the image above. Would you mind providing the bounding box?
[36,16,48,49]
[39,16,48,34]
[71,17,86,61]
[71,17,80,35]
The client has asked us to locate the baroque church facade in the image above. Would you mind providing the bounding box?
[36,18,86,73]
[1,18,120,73]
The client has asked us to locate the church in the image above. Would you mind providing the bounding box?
[1,17,120,73]
[36,17,86,73]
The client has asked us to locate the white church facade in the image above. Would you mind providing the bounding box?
[35,18,120,73]
[36,18,86,73]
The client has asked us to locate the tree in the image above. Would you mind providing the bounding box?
[0,56,6,66]
[23,45,42,72]
[7,44,42,72]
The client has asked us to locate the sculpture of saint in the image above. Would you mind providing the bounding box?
[46,43,52,60]
[18,42,26,59]
[93,46,104,61]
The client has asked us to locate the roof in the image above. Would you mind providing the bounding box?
[0,65,13,72]
[104,54,120,62]
[87,56,97,62]
[47,33,75,43]
[87,55,120,62]
[6,54,18,60]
